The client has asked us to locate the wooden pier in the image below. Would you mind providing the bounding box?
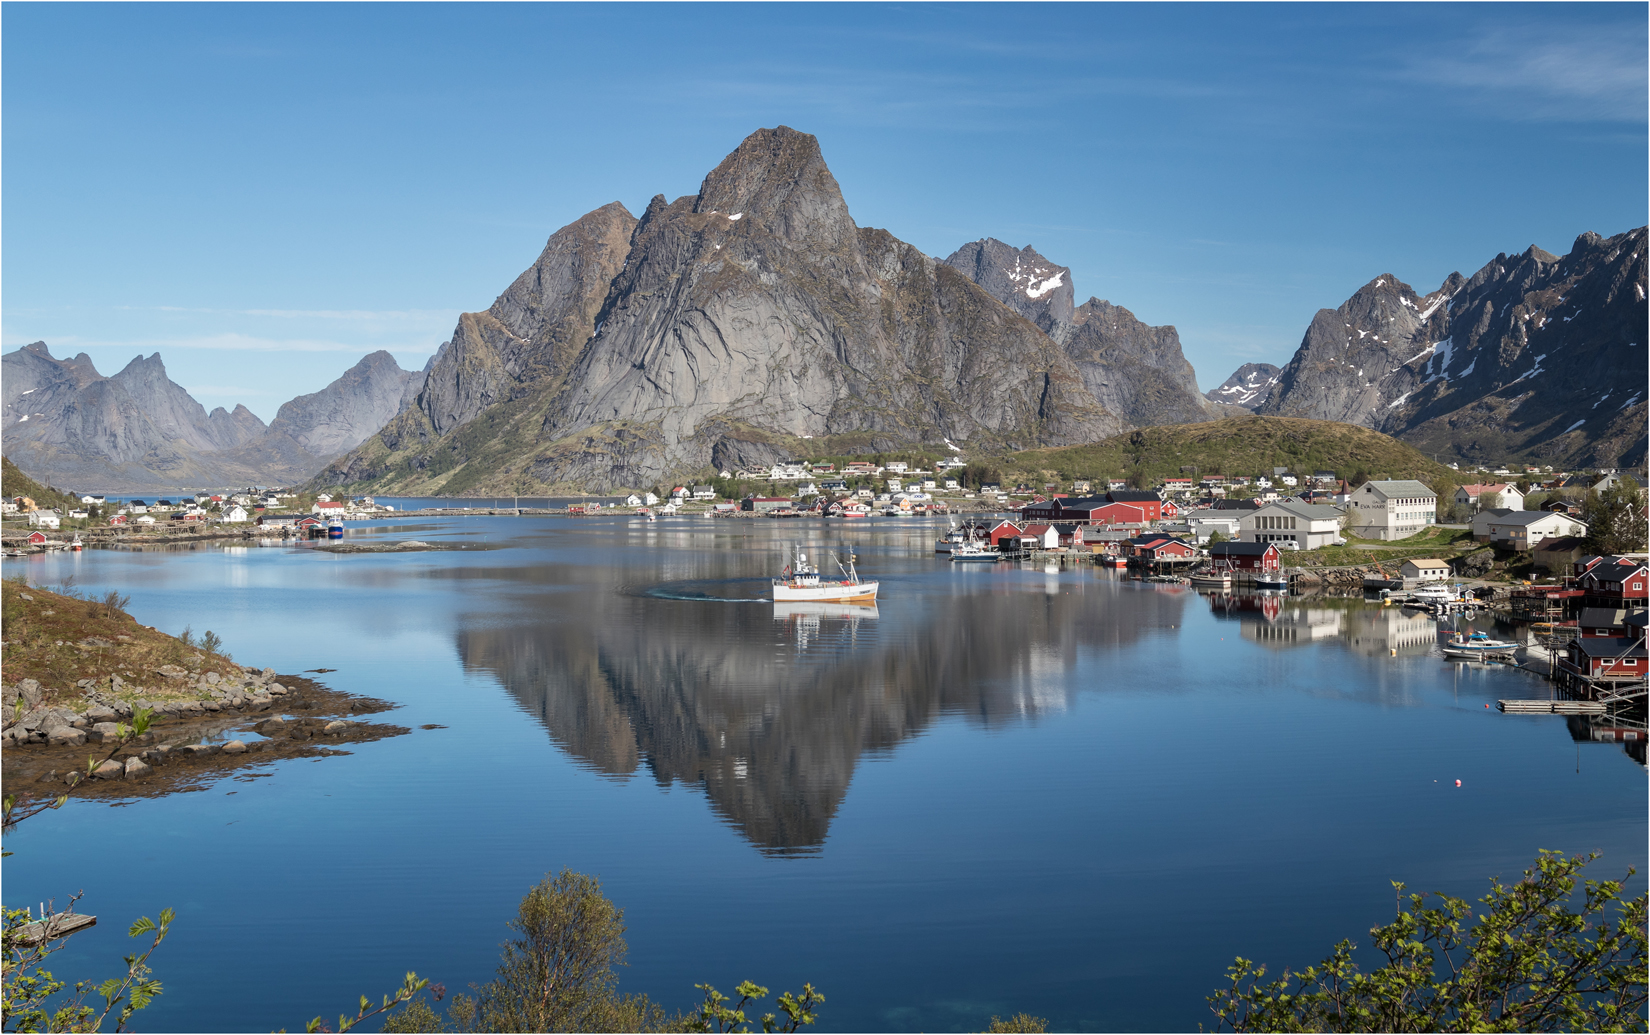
[1498,699,1605,715]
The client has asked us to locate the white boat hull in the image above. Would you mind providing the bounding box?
[772,580,880,604]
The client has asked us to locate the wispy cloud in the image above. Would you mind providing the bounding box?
[1396,27,1646,123]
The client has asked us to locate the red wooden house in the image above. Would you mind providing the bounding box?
[1209,541,1281,573]
[1578,558,1649,605]
[26,531,49,545]
[1160,500,1181,519]
[1129,535,1196,561]
[985,521,1025,547]
[1562,637,1646,679]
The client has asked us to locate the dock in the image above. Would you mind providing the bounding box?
[15,912,96,946]
[1498,699,1606,715]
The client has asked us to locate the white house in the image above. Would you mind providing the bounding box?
[80,494,105,504]
[643,492,659,506]
[1239,501,1345,550]
[1400,558,1452,583]
[221,504,250,523]
[1280,475,1299,487]
[1187,513,1243,544]
[1455,483,1524,510]
[1348,480,1438,541]
[692,485,716,500]
[1474,510,1587,550]
[623,494,644,508]
[27,510,60,529]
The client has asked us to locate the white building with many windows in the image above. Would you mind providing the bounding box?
[1347,480,1438,541]
[1238,501,1345,550]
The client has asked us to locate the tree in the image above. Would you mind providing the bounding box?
[380,870,823,1033]
[1350,468,1370,488]
[1581,477,1648,556]
[1208,851,1646,1033]
[1208,530,1229,545]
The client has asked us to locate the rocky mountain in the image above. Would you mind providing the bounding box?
[943,239,1075,343]
[1259,228,1648,468]
[1205,363,1282,410]
[943,240,1213,429]
[318,127,1120,495]
[1059,298,1212,427]
[1,343,422,492]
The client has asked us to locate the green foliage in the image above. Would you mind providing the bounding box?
[300,971,430,1033]
[178,626,195,649]
[198,631,225,659]
[1208,530,1229,545]
[1582,477,1648,556]
[685,981,823,1034]
[984,1013,1048,1033]
[1208,851,1647,1032]
[1,902,173,1034]
[0,457,81,514]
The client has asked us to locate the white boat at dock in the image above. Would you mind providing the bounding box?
[949,541,1001,562]
[1439,629,1518,659]
[772,546,878,604]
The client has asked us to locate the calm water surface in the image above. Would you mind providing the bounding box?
[5,515,1645,1032]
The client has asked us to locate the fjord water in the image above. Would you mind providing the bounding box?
[6,516,1645,1033]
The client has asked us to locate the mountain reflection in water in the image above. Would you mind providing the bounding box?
[456,575,1190,854]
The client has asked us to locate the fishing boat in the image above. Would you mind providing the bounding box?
[1188,566,1231,588]
[1440,629,1518,658]
[70,535,84,552]
[1253,572,1288,591]
[772,547,879,604]
[935,523,969,553]
[326,517,345,541]
[949,541,1001,562]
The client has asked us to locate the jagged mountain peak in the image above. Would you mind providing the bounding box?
[1205,362,1282,411]
[943,239,1074,343]
[692,126,853,248]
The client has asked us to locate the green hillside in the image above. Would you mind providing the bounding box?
[999,416,1459,490]
[2,455,82,511]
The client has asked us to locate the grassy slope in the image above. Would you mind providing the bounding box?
[2,579,242,710]
[998,416,1458,488]
[2,456,82,511]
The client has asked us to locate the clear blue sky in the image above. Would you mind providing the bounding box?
[4,3,1644,420]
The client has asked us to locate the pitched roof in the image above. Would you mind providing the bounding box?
[1357,480,1436,498]
[1255,501,1345,521]
[1533,535,1586,552]
[1402,558,1451,569]
[1106,490,1161,503]
[1210,542,1276,556]
[1570,637,1647,659]
[1486,511,1586,527]
[1578,608,1628,628]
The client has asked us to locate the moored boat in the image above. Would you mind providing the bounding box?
[1440,629,1518,655]
[772,547,879,604]
[70,535,84,552]
[949,541,1001,562]
[1188,566,1231,588]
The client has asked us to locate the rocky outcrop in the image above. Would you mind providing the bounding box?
[1061,299,1213,427]
[1205,362,1282,410]
[943,239,1075,343]
[1259,228,1648,468]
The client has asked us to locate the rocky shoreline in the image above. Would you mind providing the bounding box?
[4,672,411,801]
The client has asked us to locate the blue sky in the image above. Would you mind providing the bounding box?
[4,3,1645,420]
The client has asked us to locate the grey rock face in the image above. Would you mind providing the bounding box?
[1062,299,1213,427]
[531,127,1114,489]
[1205,363,1282,410]
[263,351,419,459]
[1260,228,1648,468]
[943,239,1076,343]
[417,202,639,437]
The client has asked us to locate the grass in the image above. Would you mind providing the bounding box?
[1,578,242,711]
[999,415,1458,489]
[1,456,82,512]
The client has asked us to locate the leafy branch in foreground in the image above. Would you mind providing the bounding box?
[1208,850,1647,1032]
[298,972,431,1033]
[687,980,824,1033]
[1,899,173,1034]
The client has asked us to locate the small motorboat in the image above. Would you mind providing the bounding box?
[70,535,84,552]
[1441,630,1518,657]
[949,541,1001,562]
[1253,572,1288,590]
[1188,567,1231,588]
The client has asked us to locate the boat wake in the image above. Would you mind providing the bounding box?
[637,579,770,603]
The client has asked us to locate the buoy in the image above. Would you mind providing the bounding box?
[1455,779,1462,787]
